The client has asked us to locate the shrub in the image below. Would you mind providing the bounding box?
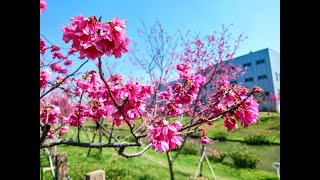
[179,143,199,156]
[229,145,260,169]
[213,132,228,141]
[208,152,227,162]
[259,116,273,122]
[244,135,275,145]
[206,147,227,162]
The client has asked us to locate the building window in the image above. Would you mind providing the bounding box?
[275,73,279,81]
[256,59,265,65]
[243,62,251,68]
[265,92,270,96]
[258,75,267,80]
[244,77,253,82]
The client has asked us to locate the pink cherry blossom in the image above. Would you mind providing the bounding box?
[64,113,86,127]
[171,120,182,130]
[147,119,183,153]
[40,0,47,14]
[52,52,66,59]
[195,39,203,47]
[234,96,259,128]
[252,85,263,94]
[50,45,60,52]
[40,104,61,125]
[50,62,68,74]
[40,38,46,55]
[62,15,130,60]
[157,86,173,100]
[47,130,57,140]
[59,126,69,136]
[40,69,51,89]
[223,116,238,132]
[97,16,130,58]
[56,76,67,85]
[64,59,73,66]
[68,48,77,55]
[42,90,75,117]
[200,134,211,144]
[83,99,109,121]
[165,102,182,116]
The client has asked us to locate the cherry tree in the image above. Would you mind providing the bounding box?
[128,19,250,174]
[40,0,264,179]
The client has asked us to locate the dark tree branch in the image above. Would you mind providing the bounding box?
[97,58,120,110]
[166,151,175,180]
[117,144,152,158]
[40,125,51,145]
[40,138,142,148]
[179,91,254,132]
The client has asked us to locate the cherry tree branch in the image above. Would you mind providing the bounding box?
[40,138,142,148]
[40,59,89,99]
[40,125,51,145]
[117,144,152,158]
[179,91,254,132]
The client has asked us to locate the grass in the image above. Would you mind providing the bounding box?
[76,112,280,145]
[206,112,280,144]
[40,112,279,179]
[41,145,278,180]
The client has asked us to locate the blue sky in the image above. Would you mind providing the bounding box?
[40,0,279,80]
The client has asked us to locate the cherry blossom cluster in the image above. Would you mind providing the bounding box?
[40,0,47,14]
[157,63,206,116]
[209,81,261,132]
[40,104,61,125]
[62,15,130,59]
[147,119,183,153]
[40,69,52,89]
[62,71,153,127]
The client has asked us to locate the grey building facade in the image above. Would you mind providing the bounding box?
[231,48,280,112]
[161,48,280,112]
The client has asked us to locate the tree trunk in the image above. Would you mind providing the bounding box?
[55,153,68,180]
[87,123,99,157]
[86,170,106,180]
[166,151,175,180]
[98,126,102,159]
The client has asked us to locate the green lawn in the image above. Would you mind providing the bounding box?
[40,112,280,179]
[41,145,278,180]
[205,112,280,144]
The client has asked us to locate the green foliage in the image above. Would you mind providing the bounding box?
[208,152,227,162]
[229,145,260,169]
[205,112,280,144]
[244,135,275,145]
[39,144,278,180]
[213,132,228,141]
[180,143,199,156]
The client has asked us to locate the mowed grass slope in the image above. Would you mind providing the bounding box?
[40,111,279,180]
[41,145,278,180]
[205,112,280,144]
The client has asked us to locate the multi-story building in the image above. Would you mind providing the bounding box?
[161,48,280,112]
[231,48,280,112]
